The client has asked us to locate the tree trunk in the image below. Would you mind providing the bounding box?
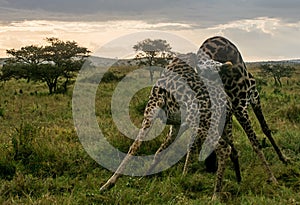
[277,77,282,87]
[149,70,154,83]
[273,76,279,86]
[63,77,69,93]
[48,84,53,94]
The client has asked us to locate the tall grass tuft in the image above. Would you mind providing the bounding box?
[285,103,300,123]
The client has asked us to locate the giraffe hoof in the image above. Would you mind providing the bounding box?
[100,181,115,192]
[282,156,291,165]
[211,192,221,201]
[267,176,278,185]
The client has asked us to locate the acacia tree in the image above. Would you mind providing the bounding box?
[2,38,90,94]
[4,45,45,82]
[259,64,295,87]
[133,39,173,82]
[43,38,90,92]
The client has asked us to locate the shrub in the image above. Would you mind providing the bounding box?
[101,71,123,83]
[11,123,37,162]
[0,158,16,180]
[255,77,268,92]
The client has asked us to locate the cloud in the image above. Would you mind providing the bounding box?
[209,17,280,36]
[1,0,300,27]
[0,1,300,61]
[203,17,300,61]
[0,20,194,58]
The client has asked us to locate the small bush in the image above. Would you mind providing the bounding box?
[134,99,148,114]
[11,123,37,162]
[101,71,124,83]
[273,87,282,95]
[255,77,268,92]
[0,159,16,180]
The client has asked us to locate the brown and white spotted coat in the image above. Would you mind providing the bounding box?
[100,55,238,199]
[194,36,287,175]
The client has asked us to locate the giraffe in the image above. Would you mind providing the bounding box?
[100,54,277,199]
[189,36,288,174]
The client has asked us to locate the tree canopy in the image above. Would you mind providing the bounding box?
[1,38,90,94]
[259,64,295,87]
[133,38,173,82]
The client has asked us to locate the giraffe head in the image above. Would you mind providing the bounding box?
[195,57,233,81]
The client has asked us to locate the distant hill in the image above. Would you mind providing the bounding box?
[1,55,300,68]
[246,59,300,67]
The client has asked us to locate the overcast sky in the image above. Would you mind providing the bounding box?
[1,0,300,61]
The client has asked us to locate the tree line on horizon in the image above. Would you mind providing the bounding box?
[0,37,297,94]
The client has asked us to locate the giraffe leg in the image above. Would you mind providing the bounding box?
[204,151,218,173]
[182,99,202,176]
[99,129,146,191]
[203,114,241,182]
[199,105,241,182]
[251,90,288,164]
[183,141,192,175]
[212,138,231,200]
[144,125,180,176]
[223,113,242,183]
[211,111,233,200]
[100,99,164,192]
[235,109,277,184]
[229,142,241,183]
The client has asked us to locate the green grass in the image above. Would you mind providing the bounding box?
[0,66,300,204]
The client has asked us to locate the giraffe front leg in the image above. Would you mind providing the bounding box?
[250,92,288,164]
[100,117,154,191]
[100,98,164,192]
[183,145,191,175]
[183,132,198,176]
[144,125,180,176]
[100,137,142,192]
[235,110,278,184]
[212,139,231,200]
[181,101,201,176]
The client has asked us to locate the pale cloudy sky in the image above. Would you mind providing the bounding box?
[0,0,300,61]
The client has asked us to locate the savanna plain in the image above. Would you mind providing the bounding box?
[0,64,300,205]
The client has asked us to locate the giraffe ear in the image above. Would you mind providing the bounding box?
[218,61,233,75]
[220,61,233,70]
[224,61,233,67]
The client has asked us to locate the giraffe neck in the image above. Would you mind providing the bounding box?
[200,36,246,68]
[195,49,223,74]
[197,49,213,64]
